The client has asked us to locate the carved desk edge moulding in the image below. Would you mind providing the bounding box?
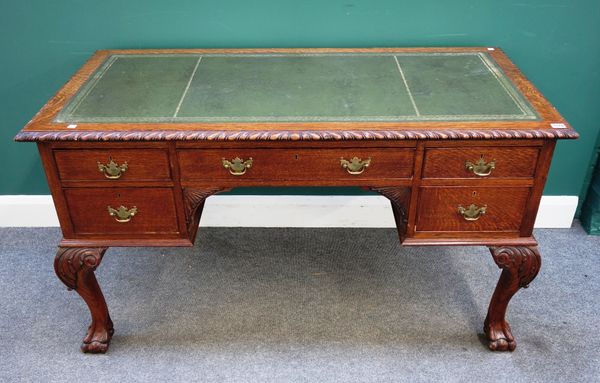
[14,128,579,142]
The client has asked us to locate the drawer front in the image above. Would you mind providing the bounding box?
[64,188,179,235]
[179,148,414,181]
[422,147,540,179]
[415,187,530,232]
[54,149,171,182]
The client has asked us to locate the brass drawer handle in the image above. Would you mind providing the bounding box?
[222,157,253,175]
[340,157,371,175]
[465,156,495,177]
[458,204,487,221]
[98,157,128,179]
[107,205,137,223]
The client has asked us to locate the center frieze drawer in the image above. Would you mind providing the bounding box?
[415,186,531,232]
[54,149,172,182]
[422,147,540,179]
[63,188,179,235]
[178,148,415,181]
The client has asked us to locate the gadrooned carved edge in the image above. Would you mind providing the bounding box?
[182,187,223,234]
[54,247,108,290]
[489,246,541,288]
[14,128,579,142]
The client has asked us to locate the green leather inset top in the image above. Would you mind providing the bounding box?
[56,52,538,123]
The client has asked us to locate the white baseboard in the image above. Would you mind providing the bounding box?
[532,195,579,228]
[0,196,61,227]
[0,194,578,229]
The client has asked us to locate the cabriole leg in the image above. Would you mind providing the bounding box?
[54,247,112,353]
[485,246,541,351]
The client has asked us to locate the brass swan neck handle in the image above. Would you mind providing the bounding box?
[465,155,495,177]
[98,157,128,179]
[222,157,253,175]
[458,204,487,221]
[107,205,137,223]
[340,157,371,175]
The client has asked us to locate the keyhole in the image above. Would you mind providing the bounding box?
[294,154,299,160]
[116,193,121,198]
[472,191,477,198]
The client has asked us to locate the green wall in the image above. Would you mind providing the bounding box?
[2,0,599,199]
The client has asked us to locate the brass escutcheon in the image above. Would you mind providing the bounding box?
[107,205,137,223]
[340,157,371,175]
[457,204,487,221]
[222,157,253,175]
[98,157,128,179]
[465,155,495,177]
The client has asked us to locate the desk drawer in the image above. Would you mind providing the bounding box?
[178,148,414,181]
[415,186,530,232]
[63,188,179,235]
[54,149,171,182]
[422,147,539,179]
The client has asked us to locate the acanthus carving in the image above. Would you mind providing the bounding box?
[370,187,409,220]
[490,246,541,289]
[370,187,411,240]
[182,187,224,235]
[54,247,107,290]
[54,247,113,353]
[484,246,541,352]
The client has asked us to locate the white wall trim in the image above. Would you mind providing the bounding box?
[532,195,579,229]
[0,196,61,227]
[0,194,578,229]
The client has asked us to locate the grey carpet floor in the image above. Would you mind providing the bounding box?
[0,223,598,383]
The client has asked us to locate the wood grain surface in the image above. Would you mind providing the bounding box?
[415,186,531,232]
[422,146,540,179]
[63,187,180,236]
[178,148,415,181]
[54,148,171,182]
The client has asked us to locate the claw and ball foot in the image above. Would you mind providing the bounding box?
[54,247,112,353]
[485,246,541,351]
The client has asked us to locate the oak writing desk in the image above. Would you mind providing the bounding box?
[15,48,578,353]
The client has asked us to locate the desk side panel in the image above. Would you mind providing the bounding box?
[38,143,74,237]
